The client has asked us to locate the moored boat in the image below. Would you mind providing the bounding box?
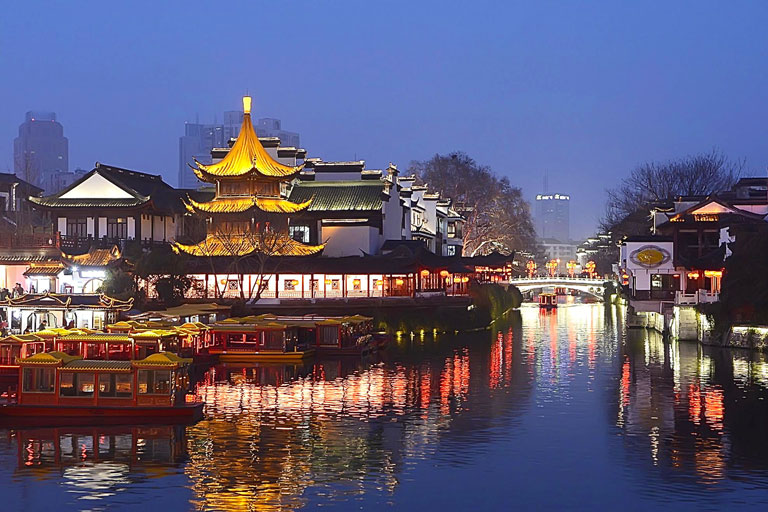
[539,293,558,309]
[204,314,386,361]
[0,351,203,426]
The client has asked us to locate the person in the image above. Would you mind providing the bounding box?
[23,327,30,334]
[29,284,36,294]
[66,320,75,329]
[0,288,8,301]
[13,283,24,297]
[40,320,47,329]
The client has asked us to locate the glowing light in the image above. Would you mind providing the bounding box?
[242,96,252,114]
[704,270,723,278]
[687,272,700,279]
[395,278,404,286]
[439,270,449,278]
[420,269,430,277]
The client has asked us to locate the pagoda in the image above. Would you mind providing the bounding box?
[173,96,324,258]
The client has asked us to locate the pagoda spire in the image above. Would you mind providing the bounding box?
[190,95,302,180]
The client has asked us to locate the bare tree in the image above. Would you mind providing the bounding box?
[602,149,744,238]
[409,152,537,256]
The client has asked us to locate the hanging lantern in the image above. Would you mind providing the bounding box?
[352,279,361,286]
[395,278,404,286]
[420,269,430,277]
[324,279,332,285]
[687,271,700,279]
[375,279,383,286]
[439,270,449,278]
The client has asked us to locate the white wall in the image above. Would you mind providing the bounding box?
[59,173,133,199]
[141,215,151,240]
[321,224,378,257]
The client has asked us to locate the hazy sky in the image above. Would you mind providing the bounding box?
[2,1,768,239]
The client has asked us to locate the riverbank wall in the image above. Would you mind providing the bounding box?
[664,305,768,351]
[242,283,522,334]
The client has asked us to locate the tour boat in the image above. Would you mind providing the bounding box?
[205,314,385,362]
[539,293,558,309]
[0,351,203,426]
[0,334,48,385]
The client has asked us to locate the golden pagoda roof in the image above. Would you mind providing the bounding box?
[191,97,303,181]
[184,196,311,215]
[132,352,192,367]
[19,351,82,366]
[172,232,324,258]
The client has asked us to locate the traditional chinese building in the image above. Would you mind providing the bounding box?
[29,163,207,250]
[173,96,324,260]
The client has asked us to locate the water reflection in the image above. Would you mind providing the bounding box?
[185,326,528,510]
[5,306,768,509]
[617,328,768,493]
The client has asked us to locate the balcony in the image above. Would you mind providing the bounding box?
[675,290,719,305]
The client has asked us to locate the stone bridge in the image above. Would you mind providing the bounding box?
[505,276,610,301]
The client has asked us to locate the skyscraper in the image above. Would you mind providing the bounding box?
[535,193,570,242]
[13,111,69,192]
[178,111,300,189]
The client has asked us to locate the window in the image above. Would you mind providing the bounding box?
[22,368,55,393]
[59,372,95,397]
[284,279,297,291]
[106,217,127,239]
[66,218,88,237]
[98,373,132,398]
[138,370,172,395]
[447,245,456,256]
[448,222,456,238]
[289,225,310,243]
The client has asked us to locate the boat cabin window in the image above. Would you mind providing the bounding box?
[138,370,172,395]
[0,344,21,365]
[319,326,339,345]
[22,368,55,393]
[60,372,95,397]
[98,373,133,398]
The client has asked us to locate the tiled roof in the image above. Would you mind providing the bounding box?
[62,246,121,267]
[288,181,384,212]
[28,163,190,214]
[173,232,324,257]
[65,359,133,371]
[23,263,64,277]
[29,197,148,208]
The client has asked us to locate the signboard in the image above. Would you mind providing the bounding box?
[629,245,671,269]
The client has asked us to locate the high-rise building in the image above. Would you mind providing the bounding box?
[535,193,570,242]
[13,111,69,192]
[178,111,299,189]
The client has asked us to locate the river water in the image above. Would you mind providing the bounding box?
[3,304,768,511]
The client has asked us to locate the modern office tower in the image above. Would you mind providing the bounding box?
[535,192,570,242]
[13,111,69,192]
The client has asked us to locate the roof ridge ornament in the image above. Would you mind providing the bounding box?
[243,96,252,115]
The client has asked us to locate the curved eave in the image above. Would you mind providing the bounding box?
[27,196,151,209]
[172,235,324,258]
[184,197,312,215]
[191,162,304,183]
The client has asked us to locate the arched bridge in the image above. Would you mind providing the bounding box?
[506,276,610,300]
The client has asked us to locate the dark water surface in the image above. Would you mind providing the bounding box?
[4,304,768,511]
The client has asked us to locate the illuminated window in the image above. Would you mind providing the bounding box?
[289,225,310,243]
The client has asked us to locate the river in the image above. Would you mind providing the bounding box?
[3,303,768,510]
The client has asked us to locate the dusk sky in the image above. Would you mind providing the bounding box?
[2,1,768,239]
